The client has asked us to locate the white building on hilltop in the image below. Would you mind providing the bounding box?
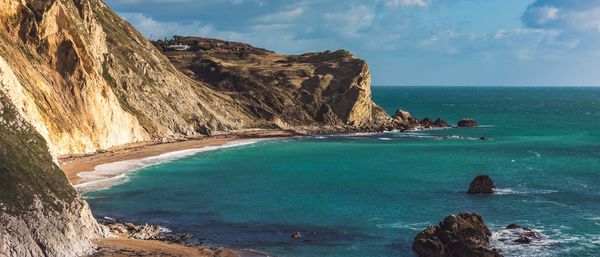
[167,43,191,51]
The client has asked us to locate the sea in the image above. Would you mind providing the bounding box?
[83,86,600,257]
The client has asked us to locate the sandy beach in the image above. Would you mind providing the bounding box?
[60,129,298,186]
[60,129,297,257]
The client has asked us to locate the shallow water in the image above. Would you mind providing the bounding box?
[85,86,600,257]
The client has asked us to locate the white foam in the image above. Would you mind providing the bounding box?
[528,150,542,158]
[376,221,430,230]
[378,137,393,141]
[491,228,554,257]
[75,140,261,193]
[493,188,558,195]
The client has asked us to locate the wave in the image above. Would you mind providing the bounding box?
[527,150,542,158]
[493,188,558,195]
[75,140,261,193]
[491,227,554,257]
[376,221,430,231]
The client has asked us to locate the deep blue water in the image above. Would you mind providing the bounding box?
[85,87,600,257]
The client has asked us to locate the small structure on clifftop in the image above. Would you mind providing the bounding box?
[167,43,191,51]
[468,175,496,194]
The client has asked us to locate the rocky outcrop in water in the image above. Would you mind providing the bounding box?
[499,224,542,245]
[100,219,192,243]
[458,118,478,127]
[468,175,496,194]
[412,212,502,257]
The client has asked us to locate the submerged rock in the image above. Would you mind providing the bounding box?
[458,118,479,127]
[468,175,496,194]
[412,212,502,257]
[504,224,542,245]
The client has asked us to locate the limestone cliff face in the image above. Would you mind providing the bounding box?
[0,0,251,157]
[0,1,395,158]
[0,93,107,257]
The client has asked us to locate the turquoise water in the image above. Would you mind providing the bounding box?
[85,87,600,257]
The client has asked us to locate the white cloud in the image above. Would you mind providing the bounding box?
[324,5,375,37]
[120,12,244,41]
[257,7,304,23]
[530,6,560,24]
[384,0,427,8]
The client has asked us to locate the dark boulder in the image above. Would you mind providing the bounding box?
[458,118,478,127]
[513,237,531,244]
[412,212,502,257]
[504,224,542,245]
[505,224,522,230]
[468,175,496,194]
[433,118,449,127]
[420,117,434,128]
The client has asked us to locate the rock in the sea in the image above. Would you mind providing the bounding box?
[513,237,531,244]
[420,117,434,128]
[468,175,496,194]
[292,231,303,239]
[458,118,479,127]
[504,224,542,245]
[433,118,449,127]
[505,224,522,230]
[412,212,502,257]
[479,137,487,141]
[393,109,412,121]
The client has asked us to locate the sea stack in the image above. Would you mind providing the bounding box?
[412,212,502,257]
[468,175,496,194]
[458,118,479,127]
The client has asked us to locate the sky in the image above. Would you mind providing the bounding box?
[104,0,600,86]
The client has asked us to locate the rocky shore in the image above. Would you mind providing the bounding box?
[90,218,267,257]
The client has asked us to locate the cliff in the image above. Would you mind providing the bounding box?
[0,92,107,257]
[155,37,392,131]
[0,0,400,159]
[0,0,412,256]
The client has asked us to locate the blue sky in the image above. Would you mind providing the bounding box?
[105,0,600,86]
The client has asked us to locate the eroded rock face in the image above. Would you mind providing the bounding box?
[412,212,503,257]
[0,93,107,257]
[458,118,478,127]
[468,175,496,194]
[155,37,396,131]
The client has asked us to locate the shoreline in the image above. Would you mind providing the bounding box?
[60,129,299,187]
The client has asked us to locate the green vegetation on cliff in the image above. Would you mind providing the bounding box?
[0,93,76,216]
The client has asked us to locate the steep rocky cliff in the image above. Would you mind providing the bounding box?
[156,37,392,131]
[0,93,107,257]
